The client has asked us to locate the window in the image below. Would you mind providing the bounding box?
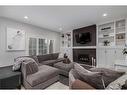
[29,37,54,55]
[29,38,37,55]
[38,38,48,55]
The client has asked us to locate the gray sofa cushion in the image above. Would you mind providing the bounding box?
[52,53,59,60]
[78,71,104,89]
[74,63,104,89]
[37,54,52,63]
[40,60,57,66]
[54,62,74,72]
[26,65,59,87]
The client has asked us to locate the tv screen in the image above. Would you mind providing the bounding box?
[75,32,91,44]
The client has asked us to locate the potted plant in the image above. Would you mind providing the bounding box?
[103,40,110,46]
[122,48,127,60]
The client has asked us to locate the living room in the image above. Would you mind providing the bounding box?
[1,5,127,91]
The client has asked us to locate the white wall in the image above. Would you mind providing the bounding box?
[0,17,60,67]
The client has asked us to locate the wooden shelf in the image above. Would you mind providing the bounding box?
[98,35,114,39]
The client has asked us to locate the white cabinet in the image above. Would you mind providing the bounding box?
[106,49,115,68]
[115,48,125,60]
[97,48,106,68]
[97,48,115,69]
[114,60,127,72]
[97,48,124,69]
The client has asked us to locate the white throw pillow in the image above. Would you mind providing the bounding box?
[12,57,36,71]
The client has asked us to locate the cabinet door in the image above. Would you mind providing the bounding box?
[115,48,124,60]
[97,48,106,68]
[106,49,115,69]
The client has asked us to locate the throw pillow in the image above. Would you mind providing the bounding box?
[77,70,104,89]
[74,63,104,89]
[12,57,37,71]
[24,60,39,75]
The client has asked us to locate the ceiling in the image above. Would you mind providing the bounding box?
[0,6,127,32]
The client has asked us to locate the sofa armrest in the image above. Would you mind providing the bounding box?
[21,62,27,80]
[71,79,95,89]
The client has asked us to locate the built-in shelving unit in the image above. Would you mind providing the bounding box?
[97,19,126,47]
[61,32,72,48]
[97,18,127,69]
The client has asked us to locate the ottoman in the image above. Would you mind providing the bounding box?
[54,62,74,77]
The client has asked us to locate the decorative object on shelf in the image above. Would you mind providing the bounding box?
[7,27,25,51]
[117,34,125,39]
[63,53,71,64]
[64,53,68,58]
[103,40,110,46]
[122,48,127,60]
[101,27,111,30]
[103,34,109,37]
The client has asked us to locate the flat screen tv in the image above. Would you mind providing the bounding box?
[75,32,91,44]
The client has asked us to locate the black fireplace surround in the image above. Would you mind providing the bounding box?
[73,25,96,46]
[73,24,96,66]
[73,49,96,66]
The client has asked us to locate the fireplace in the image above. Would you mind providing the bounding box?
[73,49,96,66]
[78,54,90,63]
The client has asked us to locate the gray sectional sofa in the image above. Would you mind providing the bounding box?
[19,53,74,89]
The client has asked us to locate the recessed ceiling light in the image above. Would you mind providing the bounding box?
[24,16,28,19]
[59,27,62,31]
[103,13,107,17]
